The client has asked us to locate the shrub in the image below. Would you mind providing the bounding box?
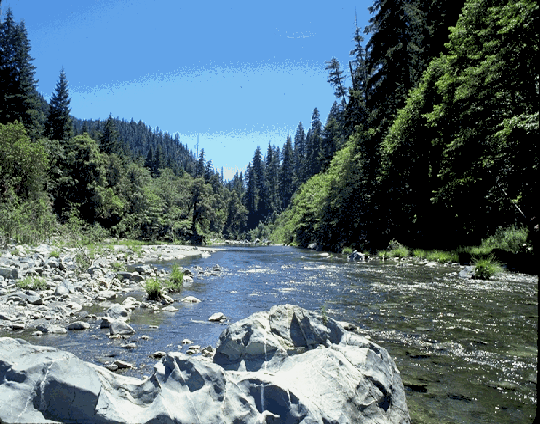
[480,225,529,254]
[377,250,388,260]
[111,262,125,272]
[166,264,184,292]
[16,276,47,290]
[49,249,60,258]
[472,256,503,280]
[145,278,162,300]
[413,249,426,259]
[388,246,409,258]
[342,246,353,255]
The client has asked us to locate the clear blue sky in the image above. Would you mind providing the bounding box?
[3,0,372,179]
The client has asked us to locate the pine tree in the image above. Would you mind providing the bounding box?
[293,122,306,186]
[45,67,72,141]
[325,58,348,103]
[280,135,295,209]
[99,114,122,155]
[0,9,43,138]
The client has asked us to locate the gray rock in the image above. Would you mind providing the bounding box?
[0,267,13,278]
[134,264,152,275]
[35,324,68,334]
[208,312,226,322]
[182,295,201,303]
[130,273,145,282]
[0,306,411,424]
[162,305,178,312]
[54,285,69,296]
[67,321,90,330]
[116,271,132,281]
[459,265,475,279]
[106,304,131,320]
[109,320,135,336]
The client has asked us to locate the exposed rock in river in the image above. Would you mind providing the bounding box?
[0,304,410,423]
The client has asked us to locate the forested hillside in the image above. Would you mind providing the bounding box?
[264,0,538,252]
[0,4,249,244]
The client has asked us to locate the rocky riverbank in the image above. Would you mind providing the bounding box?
[0,304,411,423]
[0,242,216,335]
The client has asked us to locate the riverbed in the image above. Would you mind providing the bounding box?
[3,245,537,423]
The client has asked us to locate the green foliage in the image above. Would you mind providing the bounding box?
[480,225,529,254]
[377,250,388,260]
[16,276,47,290]
[111,262,125,272]
[145,278,162,300]
[49,249,60,258]
[165,264,184,292]
[388,246,409,258]
[320,305,328,326]
[425,250,457,263]
[472,256,503,280]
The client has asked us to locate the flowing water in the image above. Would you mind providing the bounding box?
[5,245,538,423]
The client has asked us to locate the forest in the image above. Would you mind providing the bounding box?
[1,0,538,259]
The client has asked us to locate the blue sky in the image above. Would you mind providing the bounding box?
[3,0,372,179]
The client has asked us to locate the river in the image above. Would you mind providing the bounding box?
[8,245,538,423]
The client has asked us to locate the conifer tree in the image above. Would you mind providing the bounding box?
[0,9,43,138]
[293,122,306,186]
[45,67,72,141]
[280,135,295,209]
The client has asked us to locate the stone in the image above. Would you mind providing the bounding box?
[66,301,82,311]
[98,290,117,300]
[106,304,131,320]
[348,250,367,262]
[182,338,192,345]
[182,295,201,303]
[162,305,178,312]
[0,306,410,424]
[35,324,67,334]
[459,265,475,279]
[67,321,90,330]
[11,322,26,330]
[109,320,135,336]
[122,343,137,349]
[208,312,226,322]
[116,271,132,281]
[113,359,133,369]
[130,273,145,282]
[54,285,69,296]
[0,267,12,278]
[149,351,166,359]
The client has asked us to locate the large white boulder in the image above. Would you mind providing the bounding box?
[0,305,410,423]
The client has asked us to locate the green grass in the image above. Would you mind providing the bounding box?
[16,276,47,290]
[425,250,458,263]
[342,246,353,255]
[49,249,60,258]
[145,278,162,300]
[388,246,409,258]
[412,249,426,259]
[165,264,184,292]
[321,305,328,326]
[472,256,504,280]
[377,250,389,260]
[111,262,125,272]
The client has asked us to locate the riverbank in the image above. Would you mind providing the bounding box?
[0,242,216,335]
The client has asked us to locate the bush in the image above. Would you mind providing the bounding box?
[16,276,47,290]
[388,246,409,258]
[166,264,184,292]
[472,256,503,280]
[413,249,426,259]
[145,278,162,300]
[377,250,389,260]
[480,225,529,254]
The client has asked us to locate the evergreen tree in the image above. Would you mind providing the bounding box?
[293,122,306,186]
[265,142,280,215]
[0,9,43,138]
[280,135,295,209]
[325,58,348,103]
[99,114,122,155]
[45,67,72,141]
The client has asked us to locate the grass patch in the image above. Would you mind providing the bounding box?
[111,262,125,272]
[412,249,426,259]
[145,278,162,300]
[16,276,47,290]
[342,246,353,255]
[472,256,504,280]
[426,250,457,263]
[321,305,328,326]
[388,246,409,258]
[165,264,184,292]
[49,249,60,258]
[377,250,389,260]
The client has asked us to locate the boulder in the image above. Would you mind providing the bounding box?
[348,250,366,262]
[208,312,226,322]
[0,305,410,423]
[35,324,67,334]
[106,304,131,320]
[109,320,135,336]
[67,321,90,330]
[182,295,201,303]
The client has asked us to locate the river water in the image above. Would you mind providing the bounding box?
[7,245,538,423]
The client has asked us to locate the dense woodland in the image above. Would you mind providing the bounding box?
[1,0,538,255]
